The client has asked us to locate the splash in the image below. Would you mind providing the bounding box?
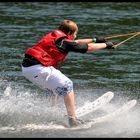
[0,82,67,128]
[0,82,140,137]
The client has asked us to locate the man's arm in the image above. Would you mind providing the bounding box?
[55,38,114,54]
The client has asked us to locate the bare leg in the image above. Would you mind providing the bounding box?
[64,91,76,119]
[64,91,83,127]
[50,95,58,106]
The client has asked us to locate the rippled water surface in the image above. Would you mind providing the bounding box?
[0,2,140,138]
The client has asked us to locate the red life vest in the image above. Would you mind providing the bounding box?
[25,29,70,69]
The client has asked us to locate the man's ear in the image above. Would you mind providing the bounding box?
[67,31,72,35]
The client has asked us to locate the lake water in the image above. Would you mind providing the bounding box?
[0,2,140,138]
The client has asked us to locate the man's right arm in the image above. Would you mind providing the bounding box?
[55,38,114,54]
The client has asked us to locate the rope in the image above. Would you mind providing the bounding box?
[105,31,140,40]
[112,32,140,48]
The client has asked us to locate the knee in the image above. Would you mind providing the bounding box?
[67,79,73,88]
[55,80,73,96]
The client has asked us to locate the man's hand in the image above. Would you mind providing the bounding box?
[95,37,106,43]
[105,42,114,49]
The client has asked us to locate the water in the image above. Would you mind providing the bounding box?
[0,2,140,138]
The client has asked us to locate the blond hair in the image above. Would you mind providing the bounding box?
[58,20,78,35]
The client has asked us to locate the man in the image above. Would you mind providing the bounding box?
[22,19,114,127]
